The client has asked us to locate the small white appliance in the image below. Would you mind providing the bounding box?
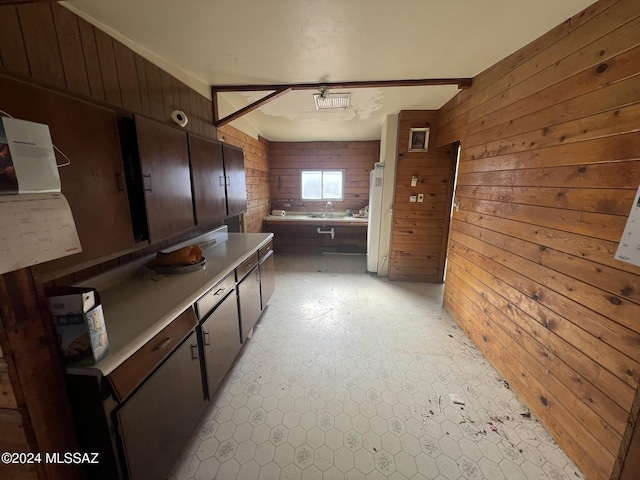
[367,163,385,272]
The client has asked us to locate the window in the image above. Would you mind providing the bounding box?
[301,170,344,200]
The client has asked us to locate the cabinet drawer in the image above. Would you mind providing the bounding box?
[109,307,197,401]
[117,331,204,480]
[258,239,273,260]
[236,252,259,281]
[196,273,235,320]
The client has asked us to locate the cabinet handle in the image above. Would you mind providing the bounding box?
[116,172,125,191]
[143,174,153,192]
[219,175,226,187]
[190,344,199,360]
[214,287,225,297]
[255,270,261,282]
[153,337,173,351]
[225,176,231,186]
[203,331,210,346]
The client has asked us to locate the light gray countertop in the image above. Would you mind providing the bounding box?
[67,231,273,377]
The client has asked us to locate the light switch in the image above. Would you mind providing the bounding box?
[417,194,424,202]
[411,176,418,187]
[409,195,417,203]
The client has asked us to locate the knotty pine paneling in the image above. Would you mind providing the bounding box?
[269,140,379,213]
[389,111,456,282]
[435,1,640,478]
[217,125,271,233]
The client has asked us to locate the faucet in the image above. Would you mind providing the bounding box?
[325,201,334,217]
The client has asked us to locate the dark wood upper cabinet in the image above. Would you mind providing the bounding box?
[187,134,226,224]
[222,143,247,217]
[0,74,136,273]
[134,115,194,243]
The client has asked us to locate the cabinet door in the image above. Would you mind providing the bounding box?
[188,134,227,224]
[238,266,262,341]
[135,115,194,243]
[201,291,241,398]
[222,143,247,216]
[260,250,275,309]
[117,331,204,480]
[0,74,135,272]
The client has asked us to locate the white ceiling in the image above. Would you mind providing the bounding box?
[63,0,596,142]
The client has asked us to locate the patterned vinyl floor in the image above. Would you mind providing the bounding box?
[169,253,585,480]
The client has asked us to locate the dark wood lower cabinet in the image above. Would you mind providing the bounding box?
[260,250,275,309]
[64,239,274,480]
[238,266,262,341]
[117,332,204,480]
[201,290,241,399]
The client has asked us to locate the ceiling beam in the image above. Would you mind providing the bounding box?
[213,87,291,127]
[211,77,472,126]
[212,78,472,92]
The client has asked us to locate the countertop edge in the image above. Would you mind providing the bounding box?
[66,232,273,377]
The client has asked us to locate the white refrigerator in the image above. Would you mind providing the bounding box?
[367,163,385,272]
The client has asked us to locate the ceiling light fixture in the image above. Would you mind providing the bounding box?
[313,88,350,110]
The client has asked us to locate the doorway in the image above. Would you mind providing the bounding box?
[442,141,461,282]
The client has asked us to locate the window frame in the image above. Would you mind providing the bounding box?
[300,169,345,201]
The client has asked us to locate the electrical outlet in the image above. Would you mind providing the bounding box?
[409,195,417,203]
[417,194,424,202]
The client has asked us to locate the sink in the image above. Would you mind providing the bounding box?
[306,213,347,219]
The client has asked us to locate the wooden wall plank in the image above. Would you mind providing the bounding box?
[77,18,105,102]
[16,3,64,88]
[51,3,90,97]
[144,59,164,120]
[93,27,121,107]
[0,5,30,76]
[159,69,175,124]
[437,2,640,477]
[113,40,142,114]
[134,53,151,116]
[459,131,640,173]
[455,185,634,215]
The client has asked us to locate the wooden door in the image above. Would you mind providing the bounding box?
[134,115,194,243]
[201,291,241,399]
[187,134,226,224]
[222,143,247,216]
[117,331,204,480]
[0,74,136,272]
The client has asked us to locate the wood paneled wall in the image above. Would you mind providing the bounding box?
[436,1,640,478]
[0,269,83,480]
[269,141,380,213]
[0,3,214,137]
[217,125,271,233]
[389,111,456,282]
[0,4,220,479]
